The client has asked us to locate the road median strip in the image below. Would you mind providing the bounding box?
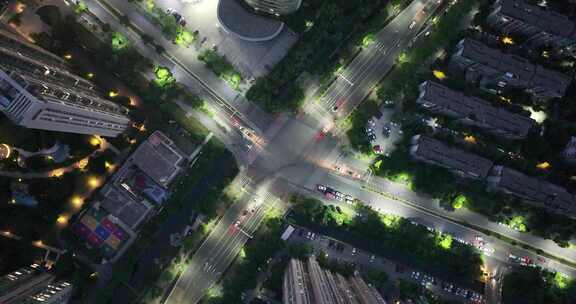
[361,183,576,270]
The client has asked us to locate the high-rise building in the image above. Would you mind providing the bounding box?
[487,0,576,50]
[242,0,301,15]
[450,38,571,100]
[409,135,494,180]
[0,264,73,304]
[416,81,534,139]
[0,28,130,137]
[283,257,387,304]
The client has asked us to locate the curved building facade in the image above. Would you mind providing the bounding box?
[243,0,302,16]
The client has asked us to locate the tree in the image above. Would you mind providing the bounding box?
[365,269,388,289]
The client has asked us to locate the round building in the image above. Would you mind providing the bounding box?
[243,0,302,16]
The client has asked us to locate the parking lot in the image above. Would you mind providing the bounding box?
[287,225,486,303]
[365,104,402,155]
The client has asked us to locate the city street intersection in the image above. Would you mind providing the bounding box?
[79,0,576,302]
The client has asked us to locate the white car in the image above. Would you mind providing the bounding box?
[334,191,345,201]
[409,20,417,29]
[344,195,354,204]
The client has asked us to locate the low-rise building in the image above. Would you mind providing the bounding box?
[416,81,534,139]
[283,257,386,304]
[487,166,576,214]
[409,135,494,180]
[72,131,188,262]
[450,38,571,100]
[487,0,576,51]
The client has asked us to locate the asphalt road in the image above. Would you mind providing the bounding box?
[319,0,441,121]
[84,0,273,135]
[79,0,576,302]
[287,225,485,303]
[296,167,576,279]
[165,178,278,304]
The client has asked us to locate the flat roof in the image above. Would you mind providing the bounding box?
[412,135,494,179]
[130,131,184,187]
[418,81,534,138]
[100,184,152,229]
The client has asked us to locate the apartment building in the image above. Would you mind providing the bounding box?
[73,131,187,262]
[283,257,387,304]
[0,264,72,304]
[562,137,576,164]
[487,0,576,50]
[451,38,571,100]
[409,135,494,180]
[242,0,301,15]
[0,28,130,137]
[416,81,535,139]
[487,166,576,215]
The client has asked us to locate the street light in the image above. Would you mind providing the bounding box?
[71,195,84,208]
[87,176,101,189]
[56,215,68,226]
[89,136,101,147]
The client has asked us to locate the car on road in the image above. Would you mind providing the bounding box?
[351,248,357,255]
[409,20,417,29]
[369,255,375,263]
[373,145,383,154]
[344,194,354,204]
[317,184,327,192]
[333,190,345,201]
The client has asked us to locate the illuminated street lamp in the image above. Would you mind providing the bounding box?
[464,135,477,144]
[502,36,514,45]
[71,195,84,208]
[536,162,550,170]
[51,169,64,178]
[77,158,89,170]
[108,91,118,98]
[56,215,68,226]
[89,136,101,147]
[432,70,446,80]
[87,176,101,189]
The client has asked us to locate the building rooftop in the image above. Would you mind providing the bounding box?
[457,39,571,96]
[99,184,152,229]
[411,135,494,179]
[418,81,534,138]
[128,131,185,187]
[217,0,285,41]
[496,0,576,39]
[72,131,186,262]
[491,166,576,211]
